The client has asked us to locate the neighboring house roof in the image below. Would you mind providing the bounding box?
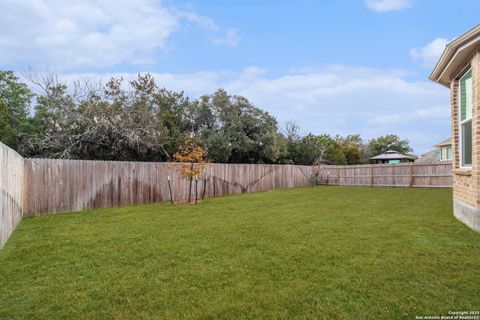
[435,138,451,148]
[369,150,415,161]
[416,149,440,163]
[430,24,480,87]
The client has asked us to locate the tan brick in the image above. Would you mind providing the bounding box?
[451,51,480,208]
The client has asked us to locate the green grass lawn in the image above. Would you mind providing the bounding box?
[1,187,479,319]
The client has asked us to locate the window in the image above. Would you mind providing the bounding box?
[440,146,452,161]
[460,69,472,167]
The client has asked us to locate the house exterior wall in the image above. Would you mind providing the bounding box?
[451,50,480,231]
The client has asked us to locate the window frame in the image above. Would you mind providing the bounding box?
[458,67,473,168]
[440,146,452,161]
[446,146,452,161]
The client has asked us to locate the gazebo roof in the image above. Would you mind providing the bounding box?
[369,150,414,161]
[430,24,480,87]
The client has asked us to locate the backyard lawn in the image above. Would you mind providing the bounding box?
[0,186,479,319]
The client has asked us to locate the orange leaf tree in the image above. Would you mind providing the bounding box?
[172,135,208,202]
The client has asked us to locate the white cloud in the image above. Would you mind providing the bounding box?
[369,105,450,125]
[176,11,219,30]
[47,65,449,153]
[177,12,240,47]
[410,38,449,68]
[209,28,241,47]
[364,0,412,12]
[0,0,239,70]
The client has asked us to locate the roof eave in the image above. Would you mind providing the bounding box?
[429,24,480,87]
[429,46,453,87]
[435,142,452,148]
[434,138,452,148]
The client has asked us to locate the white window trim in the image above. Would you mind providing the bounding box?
[459,67,472,168]
[440,147,449,161]
[446,146,452,161]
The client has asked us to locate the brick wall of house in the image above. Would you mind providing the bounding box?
[454,173,476,206]
[451,51,480,208]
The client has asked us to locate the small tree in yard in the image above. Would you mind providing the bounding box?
[172,136,207,203]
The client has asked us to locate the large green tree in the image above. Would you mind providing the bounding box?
[285,133,346,165]
[366,134,413,158]
[25,74,171,160]
[202,89,282,163]
[0,71,33,149]
[155,88,195,159]
[336,134,365,164]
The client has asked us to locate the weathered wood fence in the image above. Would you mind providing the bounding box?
[0,141,453,248]
[0,143,24,248]
[23,159,312,216]
[317,162,452,188]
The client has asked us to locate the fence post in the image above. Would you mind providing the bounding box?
[408,163,413,188]
[337,167,340,185]
[369,165,373,187]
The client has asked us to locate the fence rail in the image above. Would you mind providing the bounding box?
[317,162,452,188]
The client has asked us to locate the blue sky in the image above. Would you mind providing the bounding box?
[1,0,479,154]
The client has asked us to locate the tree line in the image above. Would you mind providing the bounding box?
[0,71,413,165]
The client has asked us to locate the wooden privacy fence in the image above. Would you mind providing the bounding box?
[22,160,452,217]
[0,143,24,248]
[23,159,313,216]
[316,162,452,188]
